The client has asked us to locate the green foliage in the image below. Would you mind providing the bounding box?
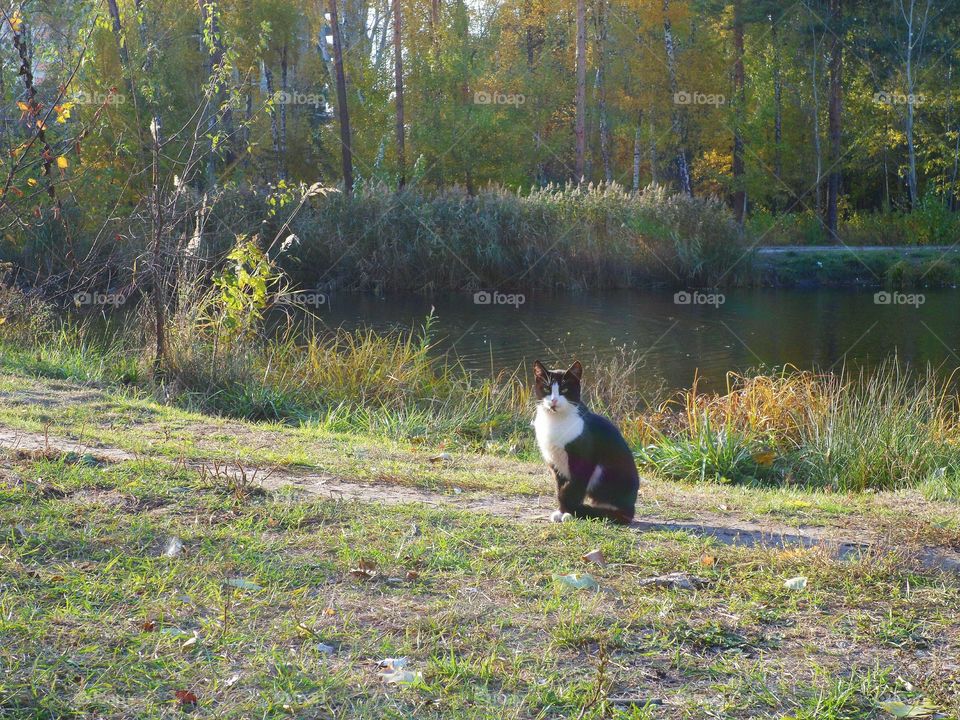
[637,413,767,485]
[207,238,282,341]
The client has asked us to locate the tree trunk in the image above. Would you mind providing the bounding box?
[0,47,7,156]
[732,0,746,224]
[574,0,586,182]
[951,128,960,211]
[772,14,783,196]
[263,62,282,179]
[826,0,842,242]
[633,111,642,191]
[279,44,288,179]
[663,0,692,195]
[949,65,960,210]
[648,112,660,186]
[898,0,932,209]
[393,0,406,187]
[149,118,166,374]
[811,25,823,217]
[329,0,354,194]
[431,0,441,54]
[596,0,612,184]
[106,0,132,69]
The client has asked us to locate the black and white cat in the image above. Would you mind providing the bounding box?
[532,360,639,524]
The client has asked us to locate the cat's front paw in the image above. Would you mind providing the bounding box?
[550,510,574,523]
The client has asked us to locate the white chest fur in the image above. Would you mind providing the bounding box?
[533,407,584,479]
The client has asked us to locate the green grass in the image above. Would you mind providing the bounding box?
[1,455,958,718]
[756,246,960,288]
[6,311,960,502]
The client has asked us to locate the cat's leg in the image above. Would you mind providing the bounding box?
[554,472,588,523]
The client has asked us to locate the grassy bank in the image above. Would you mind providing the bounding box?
[2,279,960,499]
[758,246,960,288]
[2,451,958,718]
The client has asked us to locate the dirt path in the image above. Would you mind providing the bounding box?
[3,423,959,574]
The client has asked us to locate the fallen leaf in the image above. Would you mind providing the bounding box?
[174,690,198,706]
[405,570,419,581]
[349,559,377,580]
[784,576,808,591]
[141,620,157,632]
[582,549,607,567]
[553,573,600,591]
[878,700,939,717]
[699,554,718,568]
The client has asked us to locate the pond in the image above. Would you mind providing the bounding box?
[305,288,960,392]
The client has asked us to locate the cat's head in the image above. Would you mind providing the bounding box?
[533,360,583,413]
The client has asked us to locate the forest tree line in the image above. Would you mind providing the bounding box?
[1,0,960,252]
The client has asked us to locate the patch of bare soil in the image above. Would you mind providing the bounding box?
[2,420,960,575]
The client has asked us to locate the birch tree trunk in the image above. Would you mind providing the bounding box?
[663,0,692,195]
[575,0,586,182]
[596,0,612,184]
[393,0,406,187]
[897,0,932,209]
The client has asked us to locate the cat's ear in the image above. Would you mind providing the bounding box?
[567,360,583,380]
[533,360,548,381]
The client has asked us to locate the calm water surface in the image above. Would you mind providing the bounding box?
[302,288,960,392]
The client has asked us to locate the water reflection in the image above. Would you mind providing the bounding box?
[283,288,960,392]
